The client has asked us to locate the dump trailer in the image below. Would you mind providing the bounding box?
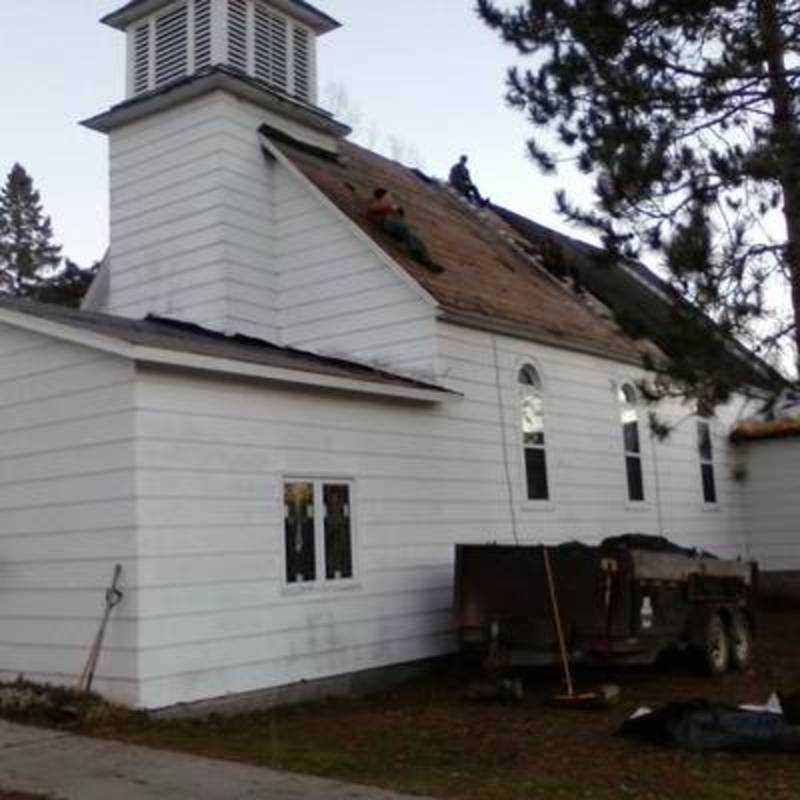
[454,537,757,676]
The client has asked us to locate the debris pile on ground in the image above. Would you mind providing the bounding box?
[0,679,125,729]
[618,698,800,753]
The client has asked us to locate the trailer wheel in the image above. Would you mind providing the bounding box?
[727,611,752,672]
[702,613,730,677]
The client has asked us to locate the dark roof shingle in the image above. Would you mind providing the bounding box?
[0,298,452,396]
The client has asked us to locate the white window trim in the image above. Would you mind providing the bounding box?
[617,381,650,510]
[281,476,360,595]
[516,359,554,511]
[697,419,720,509]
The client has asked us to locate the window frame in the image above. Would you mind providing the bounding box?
[618,382,646,506]
[696,419,719,507]
[517,363,552,508]
[281,476,359,593]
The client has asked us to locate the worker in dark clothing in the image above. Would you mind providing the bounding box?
[449,155,490,207]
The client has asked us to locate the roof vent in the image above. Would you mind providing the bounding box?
[122,0,322,105]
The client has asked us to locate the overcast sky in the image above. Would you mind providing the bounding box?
[0,0,593,268]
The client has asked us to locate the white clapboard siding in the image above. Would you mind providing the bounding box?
[101,81,437,372]
[132,364,498,708]
[436,322,750,557]
[273,160,439,375]
[105,92,283,337]
[129,315,752,709]
[0,324,139,705]
[741,438,800,571]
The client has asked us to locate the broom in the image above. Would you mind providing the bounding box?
[541,546,603,708]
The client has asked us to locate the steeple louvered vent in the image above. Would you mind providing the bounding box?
[228,0,249,71]
[254,5,288,91]
[126,0,319,104]
[194,0,212,70]
[133,23,150,94]
[155,5,189,86]
[292,25,310,101]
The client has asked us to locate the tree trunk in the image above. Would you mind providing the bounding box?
[759,0,800,375]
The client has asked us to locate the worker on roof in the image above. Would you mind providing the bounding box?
[366,188,400,223]
[366,189,441,273]
[449,155,490,207]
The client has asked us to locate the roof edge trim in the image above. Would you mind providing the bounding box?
[102,0,341,34]
[0,307,456,403]
[81,67,351,138]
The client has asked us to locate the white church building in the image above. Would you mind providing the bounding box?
[0,0,793,711]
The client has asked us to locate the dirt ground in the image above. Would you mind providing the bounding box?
[76,607,800,800]
[3,608,800,800]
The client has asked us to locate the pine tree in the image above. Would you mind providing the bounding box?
[33,259,100,309]
[478,0,800,407]
[0,164,62,297]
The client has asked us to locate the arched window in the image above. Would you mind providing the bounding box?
[519,365,549,500]
[619,383,644,502]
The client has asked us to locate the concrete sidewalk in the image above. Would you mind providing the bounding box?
[0,720,434,800]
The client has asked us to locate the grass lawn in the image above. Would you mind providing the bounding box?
[5,609,800,800]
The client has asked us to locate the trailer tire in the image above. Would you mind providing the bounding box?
[702,613,730,677]
[727,611,752,672]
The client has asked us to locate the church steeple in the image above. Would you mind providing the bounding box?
[102,0,339,106]
[80,0,347,341]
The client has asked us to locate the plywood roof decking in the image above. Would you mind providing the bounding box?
[269,136,646,364]
[0,298,453,395]
[731,418,800,443]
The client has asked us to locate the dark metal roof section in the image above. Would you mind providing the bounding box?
[0,297,454,397]
[495,205,784,390]
[102,0,341,34]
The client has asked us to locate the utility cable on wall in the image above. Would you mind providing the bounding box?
[492,335,520,545]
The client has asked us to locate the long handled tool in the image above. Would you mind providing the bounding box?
[78,564,123,694]
[541,546,601,708]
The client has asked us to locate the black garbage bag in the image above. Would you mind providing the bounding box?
[601,534,717,559]
[618,700,800,753]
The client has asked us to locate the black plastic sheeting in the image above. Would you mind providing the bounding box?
[601,534,718,559]
[618,701,800,753]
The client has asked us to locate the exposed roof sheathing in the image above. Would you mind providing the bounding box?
[269,135,646,364]
[731,418,800,443]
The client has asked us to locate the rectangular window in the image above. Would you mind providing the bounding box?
[524,448,549,501]
[697,421,717,503]
[284,480,354,585]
